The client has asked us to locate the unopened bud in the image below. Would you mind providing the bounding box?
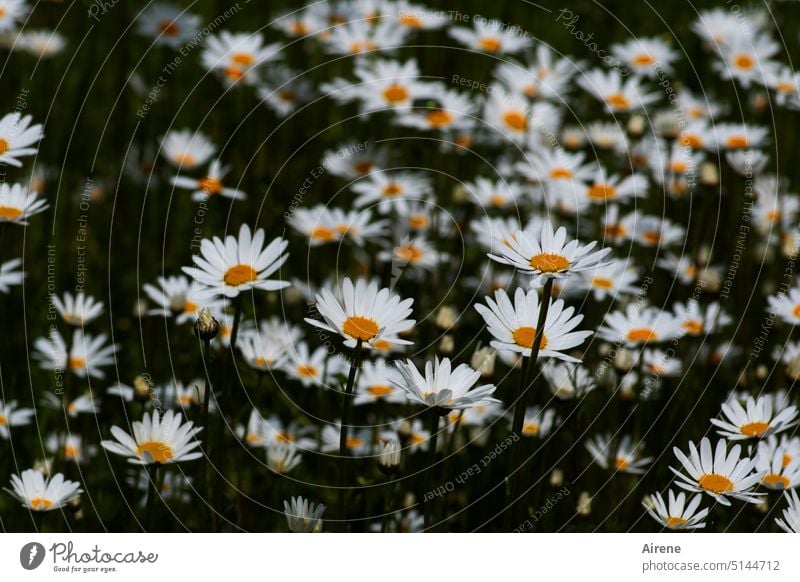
[133,375,151,401]
[549,468,564,487]
[613,348,635,373]
[700,162,719,187]
[627,114,645,137]
[696,268,721,293]
[397,420,412,443]
[33,458,53,478]
[438,334,454,355]
[435,305,457,330]
[755,364,768,380]
[786,356,800,381]
[577,491,592,516]
[377,440,401,476]
[653,111,681,139]
[194,308,220,341]
[133,299,148,319]
[471,347,496,377]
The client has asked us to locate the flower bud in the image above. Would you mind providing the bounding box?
[577,491,592,516]
[435,305,457,330]
[133,375,152,401]
[377,440,401,476]
[613,348,635,373]
[549,468,564,487]
[700,162,718,187]
[438,334,454,355]
[471,347,496,377]
[194,307,220,341]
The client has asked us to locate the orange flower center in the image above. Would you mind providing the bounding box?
[512,326,548,349]
[479,37,501,52]
[136,440,174,463]
[529,253,570,273]
[682,320,703,335]
[604,224,626,238]
[739,421,770,437]
[427,109,453,127]
[670,161,688,173]
[246,433,264,445]
[277,432,294,444]
[633,53,654,66]
[522,422,540,436]
[64,445,78,459]
[198,176,222,195]
[549,167,573,179]
[310,226,336,242]
[254,356,272,369]
[615,457,630,471]
[225,67,245,81]
[383,84,409,104]
[490,194,508,206]
[231,52,255,66]
[353,160,374,175]
[183,301,198,314]
[290,22,309,35]
[766,210,781,222]
[367,385,393,397]
[223,264,257,286]
[626,328,658,343]
[734,53,754,70]
[762,473,790,489]
[642,231,661,245]
[396,244,423,262]
[0,206,23,220]
[783,453,792,468]
[587,184,617,200]
[382,183,403,197]
[31,497,54,510]
[399,13,424,28]
[793,304,800,318]
[666,516,688,529]
[408,215,428,229]
[726,135,748,149]
[502,111,528,131]
[0,414,6,425]
[698,473,734,494]
[345,437,363,448]
[680,134,702,149]
[69,356,86,370]
[158,20,180,36]
[342,316,380,341]
[372,339,391,351]
[776,82,796,93]
[173,153,195,166]
[606,93,630,109]
[591,277,614,289]
[0,138,9,154]
[297,364,318,378]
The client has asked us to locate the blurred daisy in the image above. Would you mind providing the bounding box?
[598,304,686,347]
[631,216,685,247]
[393,357,498,411]
[287,206,340,246]
[267,442,303,474]
[641,349,682,377]
[284,496,325,532]
[352,58,432,113]
[543,361,596,400]
[644,490,708,530]
[776,489,800,532]
[323,20,407,56]
[323,142,387,179]
[449,18,531,55]
[579,259,640,300]
[47,434,94,464]
[161,129,215,169]
[671,437,764,505]
[101,410,202,465]
[489,222,611,287]
[756,437,800,490]
[465,177,526,210]
[474,287,591,362]
[354,360,406,405]
[767,284,800,325]
[711,395,798,440]
[321,423,373,456]
[6,469,81,511]
[578,69,660,113]
[714,35,778,88]
[582,169,645,205]
[351,171,431,214]
[34,330,118,379]
[51,292,104,326]
[135,3,200,49]
[171,160,246,202]
[0,113,43,167]
[379,237,442,271]
[586,433,653,474]
[328,207,387,245]
[284,343,346,388]
[520,406,556,438]
[18,30,66,58]
[712,123,769,151]
[0,258,25,292]
[238,328,288,373]
[611,37,677,78]
[0,399,34,439]
[0,183,48,224]
[202,31,280,84]
[672,300,730,336]
[143,275,215,324]
[0,0,27,32]
[183,224,290,299]
[398,89,476,132]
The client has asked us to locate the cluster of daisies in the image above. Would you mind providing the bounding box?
[4,0,800,533]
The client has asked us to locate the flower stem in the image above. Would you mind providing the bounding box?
[505,276,554,530]
[144,463,158,531]
[338,339,363,529]
[423,411,440,530]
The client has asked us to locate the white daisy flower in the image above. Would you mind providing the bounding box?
[582,169,645,205]
[391,1,448,30]
[34,329,118,379]
[0,112,43,167]
[378,237,443,271]
[351,170,432,214]
[238,327,289,373]
[392,356,499,411]
[776,489,800,532]
[0,258,25,292]
[397,89,476,132]
[0,183,48,224]
[542,361,596,400]
[354,360,406,405]
[598,304,686,347]
[283,343,347,388]
[671,437,764,505]
[47,433,95,464]
[712,123,769,151]
[641,349,682,377]
[323,19,408,56]
[143,275,217,324]
[465,177,526,210]
[711,395,798,441]
[0,399,34,439]
[101,409,202,465]
[0,0,27,32]
[578,69,660,113]
[631,215,686,247]
[520,406,557,438]
[257,66,313,117]
[267,442,303,474]
[171,159,246,202]
[322,142,387,179]
[183,224,290,299]
[284,496,325,532]
[448,18,531,55]
[672,300,730,336]
[51,292,104,326]
[644,490,709,530]
[135,2,201,49]
[17,30,67,58]
[713,35,779,88]
[488,221,612,287]
[586,433,653,474]
[287,206,340,246]
[611,37,678,78]
[474,287,591,362]
[328,207,387,246]
[767,284,800,325]
[350,58,434,113]
[201,30,280,85]
[5,469,81,511]
[160,129,215,169]
[321,423,373,456]
[580,259,640,301]
[756,437,800,490]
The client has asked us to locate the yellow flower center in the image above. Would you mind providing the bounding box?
[372,339,391,351]
[136,440,174,463]
[604,224,626,238]
[231,52,255,66]
[739,421,770,437]
[606,93,630,109]
[698,473,734,494]
[587,184,617,200]
[591,277,614,289]
[776,82,796,93]
[615,457,629,471]
[427,109,453,127]
[642,231,662,245]
[254,356,272,369]
[382,183,403,197]
[633,53,655,66]
[396,244,423,262]
[680,134,702,149]
[479,37,501,52]
[490,194,508,206]
[246,433,264,445]
[158,20,180,36]
[549,167,573,179]
[512,326,548,349]
[297,364,318,378]
[290,22,309,35]
[64,445,78,459]
[342,315,380,341]
[766,210,781,222]
[367,385,393,397]
[408,215,428,229]
[383,84,409,104]
[726,135,748,149]
[626,328,658,343]
[523,84,538,97]
[529,253,570,273]
[69,357,86,370]
[666,516,688,529]
[670,161,688,173]
[310,226,336,242]
[682,320,703,335]
[522,422,539,436]
[345,437,363,448]
[0,414,6,425]
[0,206,23,220]
[399,13,424,28]
[198,176,222,195]
[184,301,198,314]
[277,432,294,443]
[173,153,195,166]
[31,497,54,510]
[225,67,245,81]
[502,111,528,131]
[762,473,790,489]
[0,138,9,154]
[223,264,257,286]
[783,453,792,468]
[353,160,374,175]
[734,53,754,70]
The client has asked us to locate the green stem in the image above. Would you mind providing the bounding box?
[338,339,363,529]
[423,411,440,530]
[144,464,158,531]
[505,276,554,531]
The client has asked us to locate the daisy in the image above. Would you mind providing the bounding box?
[488,221,612,287]
[183,224,290,299]
[0,258,25,292]
[101,409,202,465]
[283,343,346,388]
[470,216,524,254]
[672,300,730,336]
[272,5,327,38]
[351,58,433,113]
[611,37,678,78]
[323,20,407,56]
[756,438,800,490]
[776,489,800,532]
[542,361,596,400]
[51,292,104,326]
[671,437,764,505]
[0,399,34,439]
[322,142,387,179]
[586,434,653,474]
[762,64,800,106]
[598,305,686,347]
[258,67,314,117]
[143,275,216,324]
[392,356,499,411]
[287,206,340,246]
[474,287,591,362]
[578,69,660,113]
[517,147,596,187]
[767,285,800,325]
[321,423,373,456]
[267,442,303,474]
[712,123,769,151]
[579,259,640,301]
[48,434,94,464]
[631,215,685,247]
[354,360,406,405]
[641,349,682,377]
[448,18,531,55]
[135,3,200,49]
[6,469,81,511]
[691,7,756,48]
[171,160,246,202]
[644,490,709,530]
[482,92,531,143]
[0,0,27,32]
[202,31,280,84]
[587,120,628,152]
[34,329,118,379]
[305,277,414,351]
[284,496,325,533]
[18,30,67,58]
[465,177,526,210]
[391,2,448,30]
[657,253,701,285]
[0,183,48,224]
[398,89,476,133]
[238,328,288,372]
[351,171,432,214]
[0,112,42,167]
[714,35,779,88]
[678,119,712,151]
[677,90,726,121]
[520,406,557,438]
[328,207,387,245]
[161,129,215,169]
[711,395,798,440]
[582,169,645,205]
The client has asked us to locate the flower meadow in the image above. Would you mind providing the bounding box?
[2,0,800,534]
